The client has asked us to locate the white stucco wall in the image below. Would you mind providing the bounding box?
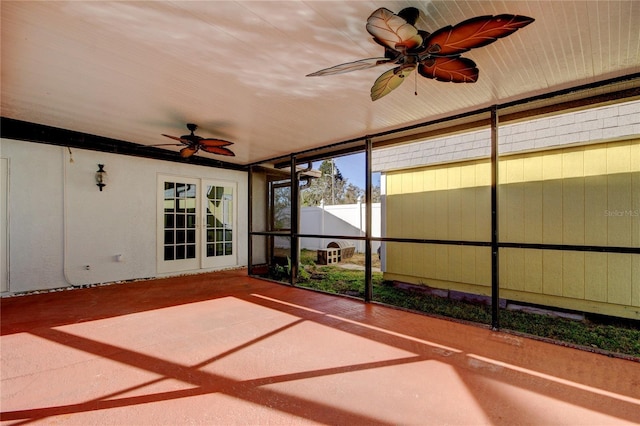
[1,139,248,293]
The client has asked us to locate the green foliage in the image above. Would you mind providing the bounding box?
[301,159,367,206]
[301,160,345,206]
[373,284,492,324]
[299,159,382,206]
[500,310,640,355]
[268,262,289,282]
[299,250,317,265]
[304,267,380,296]
[269,255,311,283]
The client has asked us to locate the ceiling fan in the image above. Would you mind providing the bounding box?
[307,7,534,101]
[156,123,235,158]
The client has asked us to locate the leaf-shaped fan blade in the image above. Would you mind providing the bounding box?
[370,39,405,60]
[418,57,478,82]
[200,145,235,156]
[370,66,416,101]
[397,7,420,26]
[162,134,189,145]
[180,145,199,158]
[307,58,391,77]
[366,8,423,52]
[199,138,234,147]
[425,14,534,56]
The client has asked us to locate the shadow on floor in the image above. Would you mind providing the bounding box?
[2,269,639,425]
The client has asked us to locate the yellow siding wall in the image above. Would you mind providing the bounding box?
[384,140,640,319]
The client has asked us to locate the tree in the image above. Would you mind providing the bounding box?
[343,182,363,204]
[301,160,344,206]
[300,159,380,206]
[370,183,381,203]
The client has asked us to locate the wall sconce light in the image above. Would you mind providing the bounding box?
[95,164,107,191]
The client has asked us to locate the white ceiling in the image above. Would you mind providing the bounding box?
[2,1,639,165]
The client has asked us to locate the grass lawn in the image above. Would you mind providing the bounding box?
[292,250,640,359]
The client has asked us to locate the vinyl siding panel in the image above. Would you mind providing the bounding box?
[607,254,632,306]
[584,252,607,302]
[607,173,633,247]
[524,250,543,294]
[383,139,639,319]
[632,255,640,308]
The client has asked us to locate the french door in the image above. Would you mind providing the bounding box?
[157,176,236,273]
[202,182,235,268]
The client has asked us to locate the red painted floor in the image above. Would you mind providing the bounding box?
[1,269,639,425]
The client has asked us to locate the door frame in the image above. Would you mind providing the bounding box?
[157,175,238,274]
[200,179,237,269]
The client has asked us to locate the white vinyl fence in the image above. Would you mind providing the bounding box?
[300,202,381,253]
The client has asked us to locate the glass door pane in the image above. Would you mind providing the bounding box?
[164,182,197,260]
[157,177,200,273]
[202,181,236,268]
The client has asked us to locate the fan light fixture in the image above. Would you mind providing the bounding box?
[95,164,107,191]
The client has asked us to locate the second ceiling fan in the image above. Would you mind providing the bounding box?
[158,123,235,158]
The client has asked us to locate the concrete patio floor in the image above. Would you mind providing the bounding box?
[1,269,639,425]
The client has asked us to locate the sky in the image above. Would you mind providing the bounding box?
[315,152,380,190]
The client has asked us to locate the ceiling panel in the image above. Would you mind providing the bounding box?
[2,1,639,165]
